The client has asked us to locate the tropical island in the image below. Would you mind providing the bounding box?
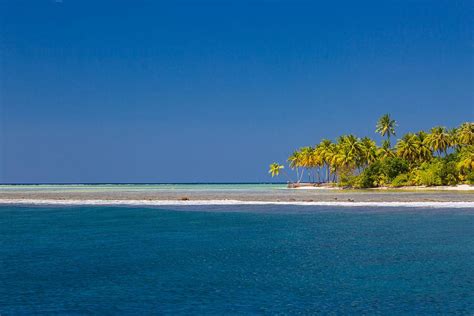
[269,115,474,189]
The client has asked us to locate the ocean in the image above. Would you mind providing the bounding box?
[1,203,473,314]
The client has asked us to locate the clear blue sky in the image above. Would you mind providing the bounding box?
[1,0,473,183]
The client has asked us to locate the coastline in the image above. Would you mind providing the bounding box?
[291,183,474,191]
[371,184,474,191]
[1,184,473,206]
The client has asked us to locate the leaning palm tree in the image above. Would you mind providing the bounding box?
[375,114,397,145]
[287,150,302,182]
[457,122,474,146]
[268,163,285,178]
[424,126,450,157]
[299,146,315,182]
[326,143,339,182]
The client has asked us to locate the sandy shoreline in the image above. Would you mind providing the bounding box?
[372,184,474,191]
[292,184,474,191]
[1,187,473,203]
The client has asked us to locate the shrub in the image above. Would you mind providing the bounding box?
[356,161,382,188]
[380,157,409,181]
[391,173,410,187]
[414,158,459,186]
[355,174,373,188]
[417,169,442,186]
[445,174,458,186]
[412,159,461,186]
[466,171,474,185]
[439,160,459,185]
[338,169,357,188]
[414,161,442,186]
[355,158,409,188]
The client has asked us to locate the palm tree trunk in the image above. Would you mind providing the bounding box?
[282,170,293,183]
[298,169,305,183]
[327,165,330,183]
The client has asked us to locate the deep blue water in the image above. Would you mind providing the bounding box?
[1,205,473,314]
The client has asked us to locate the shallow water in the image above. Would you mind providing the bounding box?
[1,205,473,314]
[1,183,473,203]
[0,183,287,192]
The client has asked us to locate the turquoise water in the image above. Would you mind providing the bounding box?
[1,205,473,314]
[0,183,287,192]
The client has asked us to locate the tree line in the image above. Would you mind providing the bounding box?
[269,115,474,188]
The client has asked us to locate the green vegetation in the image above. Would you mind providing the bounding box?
[268,116,474,188]
[268,163,284,177]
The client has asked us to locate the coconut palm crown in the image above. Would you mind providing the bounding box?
[375,114,397,145]
[457,122,474,146]
[268,163,284,177]
[424,126,450,156]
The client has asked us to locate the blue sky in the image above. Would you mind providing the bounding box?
[1,0,473,183]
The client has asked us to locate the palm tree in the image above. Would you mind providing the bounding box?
[329,136,360,180]
[457,122,474,146]
[311,146,324,182]
[396,133,420,163]
[359,137,377,166]
[377,139,395,160]
[299,146,316,182]
[457,146,474,175]
[376,114,397,145]
[331,145,356,182]
[448,128,459,149]
[416,130,428,142]
[415,131,433,162]
[268,163,284,178]
[288,151,302,182]
[326,143,339,182]
[337,135,363,171]
[424,126,450,156]
[342,135,362,156]
[316,139,333,183]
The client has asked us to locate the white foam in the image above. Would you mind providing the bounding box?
[0,199,473,208]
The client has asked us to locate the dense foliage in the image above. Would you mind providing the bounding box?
[269,116,474,188]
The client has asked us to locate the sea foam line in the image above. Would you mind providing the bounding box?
[0,199,473,208]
